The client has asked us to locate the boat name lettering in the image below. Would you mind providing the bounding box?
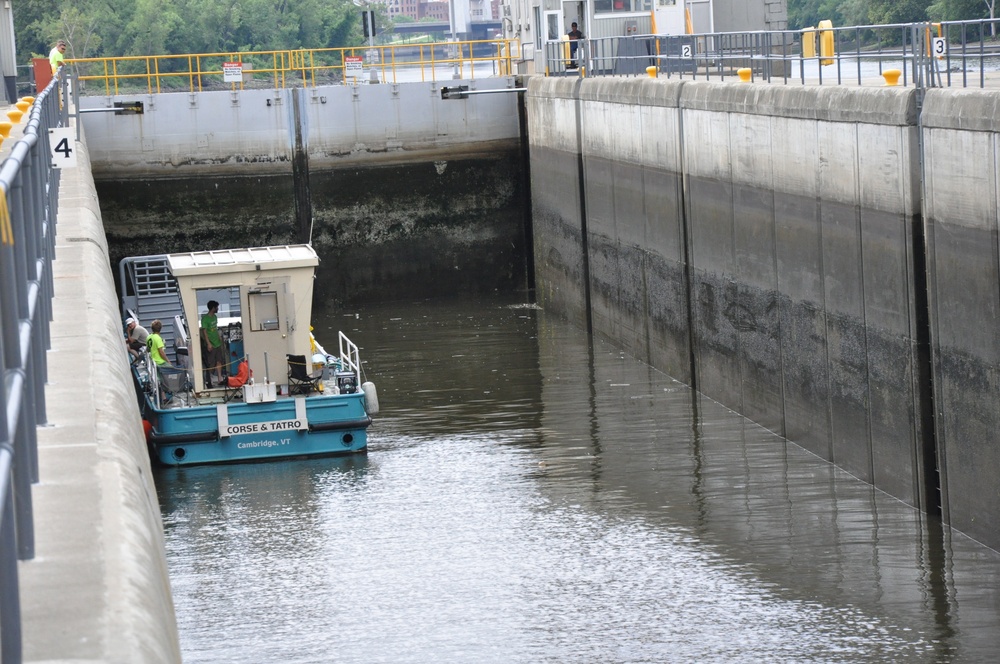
[236,437,292,449]
[226,420,301,436]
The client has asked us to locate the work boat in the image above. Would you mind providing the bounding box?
[119,245,378,466]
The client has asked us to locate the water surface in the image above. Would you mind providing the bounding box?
[159,294,1000,662]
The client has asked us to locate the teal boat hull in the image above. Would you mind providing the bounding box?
[143,390,370,466]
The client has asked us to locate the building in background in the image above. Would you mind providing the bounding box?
[386,0,453,21]
[496,0,787,73]
[379,0,785,69]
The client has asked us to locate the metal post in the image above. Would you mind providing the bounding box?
[15,374,35,559]
[449,0,460,78]
[0,445,23,663]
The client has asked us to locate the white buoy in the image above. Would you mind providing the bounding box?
[362,381,379,415]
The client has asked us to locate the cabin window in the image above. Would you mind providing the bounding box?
[248,291,279,331]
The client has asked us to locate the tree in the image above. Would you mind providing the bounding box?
[866,0,932,24]
[118,0,183,56]
[11,0,407,65]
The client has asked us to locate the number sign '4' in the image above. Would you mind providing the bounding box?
[49,127,77,169]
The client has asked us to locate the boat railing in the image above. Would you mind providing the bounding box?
[141,352,165,410]
[338,332,361,377]
[0,72,67,660]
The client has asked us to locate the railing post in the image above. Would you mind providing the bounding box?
[14,372,36,559]
[0,448,24,664]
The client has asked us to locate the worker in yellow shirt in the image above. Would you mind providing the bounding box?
[49,40,66,74]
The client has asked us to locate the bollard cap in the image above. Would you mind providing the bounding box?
[882,68,902,86]
[737,68,752,82]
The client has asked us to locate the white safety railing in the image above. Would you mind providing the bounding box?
[338,331,361,376]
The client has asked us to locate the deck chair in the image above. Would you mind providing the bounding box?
[224,357,251,403]
[158,365,192,405]
[287,354,322,395]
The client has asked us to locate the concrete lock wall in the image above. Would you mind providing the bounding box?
[81,79,529,305]
[921,89,1000,546]
[82,79,521,177]
[525,76,996,545]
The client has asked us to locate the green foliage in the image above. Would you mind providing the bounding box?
[788,0,935,29]
[926,0,988,21]
[866,0,931,24]
[14,0,365,65]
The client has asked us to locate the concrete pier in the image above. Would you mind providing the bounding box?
[17,129,180,662]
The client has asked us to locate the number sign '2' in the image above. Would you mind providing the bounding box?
[49,127,77,169]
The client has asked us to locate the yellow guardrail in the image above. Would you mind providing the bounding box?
[67,40,521,95]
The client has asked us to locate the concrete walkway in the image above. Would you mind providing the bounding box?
[16,125,180,662]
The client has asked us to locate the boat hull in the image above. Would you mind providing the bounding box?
[143,390,371,466]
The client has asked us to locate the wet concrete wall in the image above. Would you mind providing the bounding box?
[83,80,529,305]
[921,89,1000,548]
[526,77,974,544]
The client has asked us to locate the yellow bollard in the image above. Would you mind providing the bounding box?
[20,96,34,104]
[801,27,817,59]
[646,65,657,78]
[737,68,752,82]
[0,121,11,138]
[882,69,902,86]
[15,101,29,113]
[6,110,22,124]
[818,19,835,66]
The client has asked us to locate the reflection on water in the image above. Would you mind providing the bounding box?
[160,294,1000,663]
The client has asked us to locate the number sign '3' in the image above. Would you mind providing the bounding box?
[49,127,77,169]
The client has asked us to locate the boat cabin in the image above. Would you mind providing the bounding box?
[166,245,319,394]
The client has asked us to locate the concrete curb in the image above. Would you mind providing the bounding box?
[18,123,181,663]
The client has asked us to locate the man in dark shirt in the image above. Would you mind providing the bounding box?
[568,22,584,68]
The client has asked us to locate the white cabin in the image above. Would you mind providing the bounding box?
[167,245,319,394]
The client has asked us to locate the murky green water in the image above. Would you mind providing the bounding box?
[158,294,1000,663]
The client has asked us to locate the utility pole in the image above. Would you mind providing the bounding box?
[449,0,460,78]
[352,0,379,81]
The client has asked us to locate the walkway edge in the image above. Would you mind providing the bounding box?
[17,124,181,663]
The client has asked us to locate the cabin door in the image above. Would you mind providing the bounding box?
[242,277,293,385]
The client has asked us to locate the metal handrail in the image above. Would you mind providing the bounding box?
[544,18,1000,89]
[66,39,521,96]
[0,72,65,663]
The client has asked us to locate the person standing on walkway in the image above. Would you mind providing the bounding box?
[49,40,67,74]
[567,23,584,68]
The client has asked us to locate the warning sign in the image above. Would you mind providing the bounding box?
[345,56,363,78]
[222,61,243,83]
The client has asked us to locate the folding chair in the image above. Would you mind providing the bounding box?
[158,365,192,405]
[224,357,251,403]
[286,354,322,395]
